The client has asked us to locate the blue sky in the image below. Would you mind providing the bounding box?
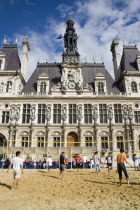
[0,0,140,78]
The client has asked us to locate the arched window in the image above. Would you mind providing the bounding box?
[98,82,104,93]
[40,82,46,93]
[131,82,137,93]
[6,81,12,92]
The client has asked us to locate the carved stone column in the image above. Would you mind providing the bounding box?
[30,105,36,147]
[123,106,130,154]
[61,105,67,147]
[128,106,134,153]
[77,105,83,147]
[108,106,113,152]
[93,106,98,151]
[45,105,51,147]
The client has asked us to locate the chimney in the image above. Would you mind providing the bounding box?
[21,38,30,80]
[110,39,120,81]
[136,54,140,71]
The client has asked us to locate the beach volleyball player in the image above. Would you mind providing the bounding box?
[7,151,23,189]
[59,152,65,179]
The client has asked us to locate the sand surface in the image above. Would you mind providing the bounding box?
[0,168,140,210]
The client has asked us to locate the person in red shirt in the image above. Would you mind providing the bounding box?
[75,154,82,172]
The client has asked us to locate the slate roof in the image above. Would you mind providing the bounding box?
[120,46,140,72]
[1,44,21,71]
[22,63,120,93]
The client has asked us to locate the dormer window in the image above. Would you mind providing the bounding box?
[131,82,137,93]
[6,81,12,92]
[37,73,49,93]
[98,82,104,93]
[0,51,6,70]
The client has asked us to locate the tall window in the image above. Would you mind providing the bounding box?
[98,82,104,93]
[38,104,46,124]
[38,137,45,147]
[22,136,30,147]
[84,104,92,124]
[134,111,140,123]
[2,111,9,123]
[117,136,124,149]
[53,104,61,124]
[101,137,108,149]
[40,82,46,93]
[53,137,60,147]
[99,104,107,123]
[22,104,31,124]
[69,104,77,124]
[114,104,123,123]
[85,137,92,147]
[0,60,2,69]
[131,82,137,93]
[6,81,12,92]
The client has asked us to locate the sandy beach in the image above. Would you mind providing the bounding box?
[0,168,140,210]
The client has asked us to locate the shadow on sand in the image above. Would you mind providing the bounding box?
[48,175,59,179]
[0,183,11,190]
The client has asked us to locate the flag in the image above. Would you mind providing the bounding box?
[56,34,64,39]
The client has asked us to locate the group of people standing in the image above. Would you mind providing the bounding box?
[4,149,138,189]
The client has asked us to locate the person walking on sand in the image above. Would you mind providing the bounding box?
[76,154,82,172]
[117,148,133,186]
[47,156,53,173]
[93,152,102,173]
[104,152,113,173]
[132,154,139,171]
[7,151,23,189]
[59,152,66,179]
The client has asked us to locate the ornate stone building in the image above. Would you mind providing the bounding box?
[0,18,140,159]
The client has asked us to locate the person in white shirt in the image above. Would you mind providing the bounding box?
[83,155,87,169]
[93,152,101,173]
[90,158,94,169]
[47,156,53,173]
[7,151,23,189]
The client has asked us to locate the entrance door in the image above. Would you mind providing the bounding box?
[67,132,78,147]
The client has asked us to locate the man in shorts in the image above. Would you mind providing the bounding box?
[93,152,101,173]
[59,152,65,179]
[104,152,113,173]
[117,148,133,185]
[7,151,23,189]
[47,156,53,173]
[76,154,82,172]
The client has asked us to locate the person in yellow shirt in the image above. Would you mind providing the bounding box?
[117,148,133,186]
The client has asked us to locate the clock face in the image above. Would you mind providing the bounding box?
[68,82,76,89]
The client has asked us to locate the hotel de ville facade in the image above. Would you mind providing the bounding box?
[0,18,140,159]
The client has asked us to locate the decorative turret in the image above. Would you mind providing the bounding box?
[62,18,80,62]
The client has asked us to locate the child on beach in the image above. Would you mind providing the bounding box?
[132,154,139,170]
[104,152,113,173]
[93,152,101,173]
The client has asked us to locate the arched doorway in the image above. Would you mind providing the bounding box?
[0,133,7,147]
[67,132,79,147]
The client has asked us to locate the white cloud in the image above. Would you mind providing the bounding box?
[16,0,140,80]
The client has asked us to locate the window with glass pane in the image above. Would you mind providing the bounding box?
[53,104,61,124]
[53,137,60,147]
[114,104,122,123]
[38,137,45,147]
[99,104,107,123]
[38,104,46,124]
[69,104,77,124]
[22,137,30,147]
[134,111,140,123]
[85,137,92,146]
[6,81,12,92]
[2,111,9,123]
[117,136,124,149]
[84,104,92,124]
[131,82,137,93]
[101,137,108,149]
[22,104,31,123]
[98,82,104,93]
[40,82,46,93]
